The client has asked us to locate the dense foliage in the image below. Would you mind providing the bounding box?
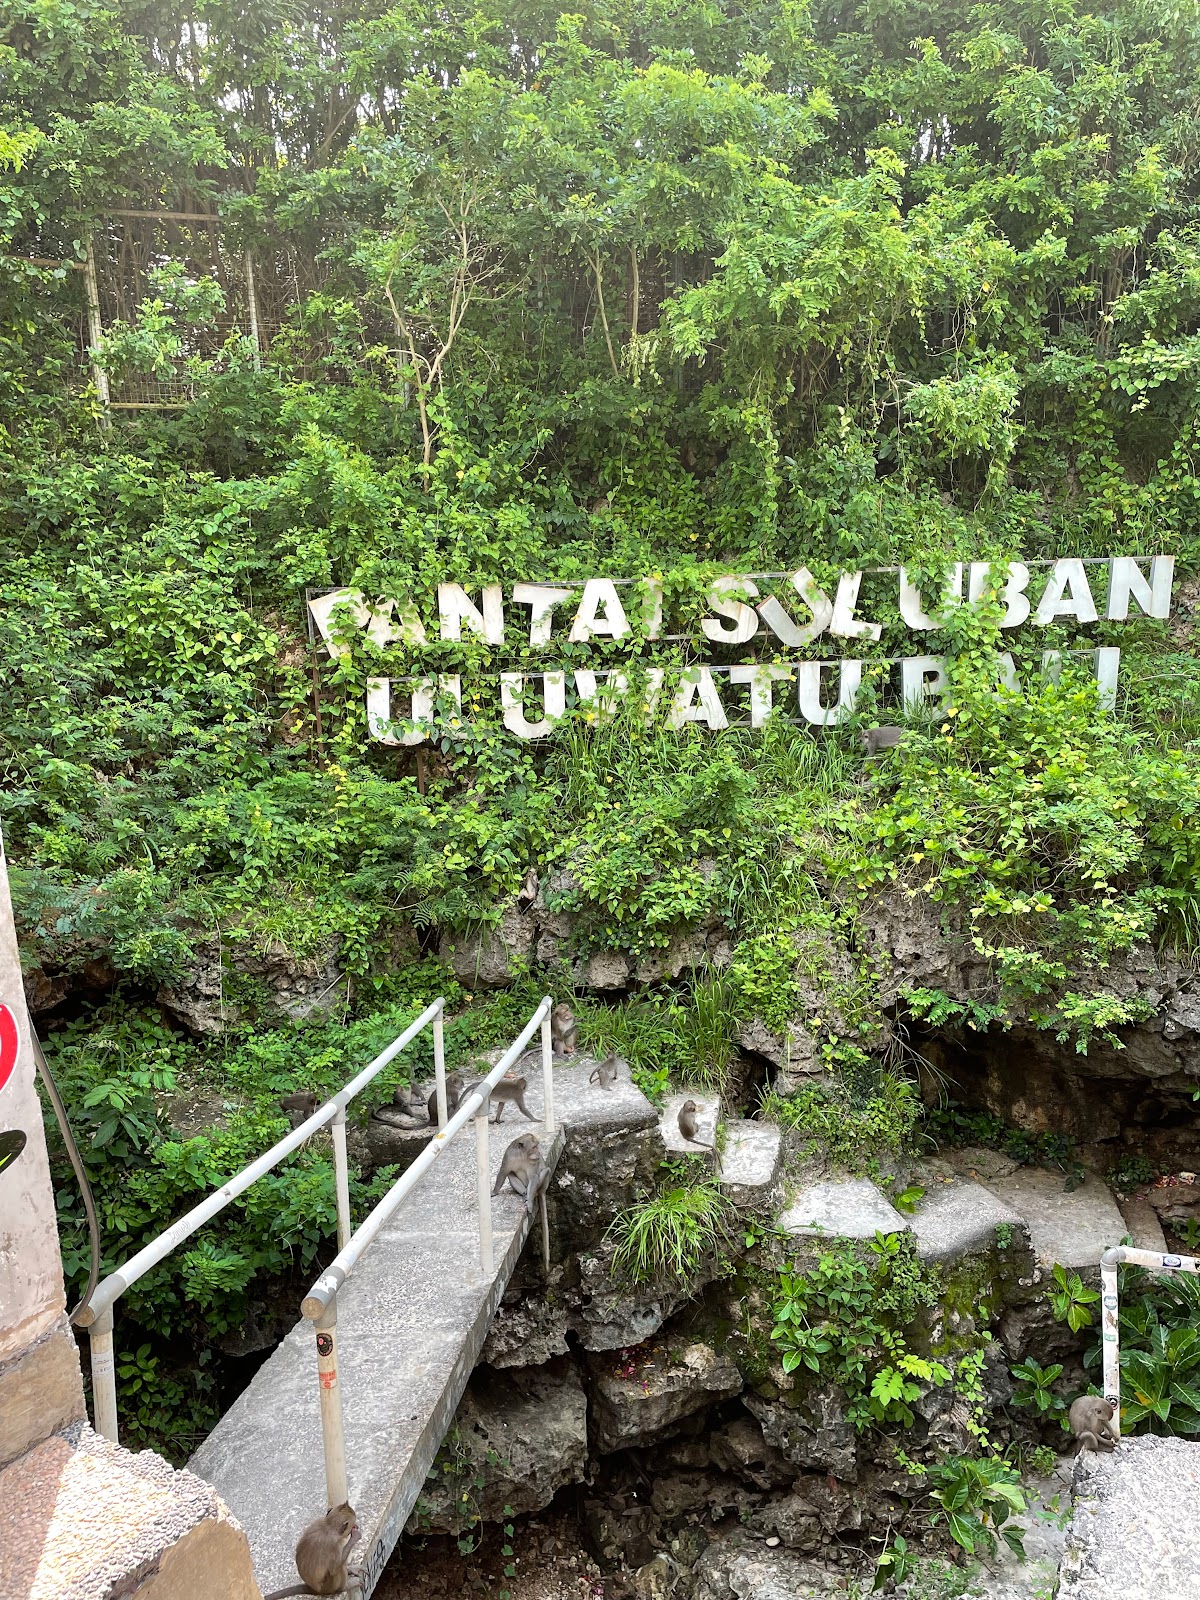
[4,0,1200,1451]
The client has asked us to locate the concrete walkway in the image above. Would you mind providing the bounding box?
[191,1062,651,1598]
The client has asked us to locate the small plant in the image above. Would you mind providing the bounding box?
[1011,1359,1068,1424]
[1109,1153,1156,1193]
[1022,1443,1060,1477]
[892,1182,926,1215]
[1176,1217,1200,1251]
[1048,1264,1100,1332]
[606,1179,734,1282]
[872,1531,916,1590]
[924,1454,1027,1559]
[1120,1323,1200,1435]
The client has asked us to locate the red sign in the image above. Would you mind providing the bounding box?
[0,1003,19,1094]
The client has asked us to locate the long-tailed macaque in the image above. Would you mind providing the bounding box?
[261,1502,361,1598]
[1069,1395,1118,1454]
[278,1092,320,1129]
[490,1074,536,1123]
[492,1133,546,1215]
[551,1003,579,1057]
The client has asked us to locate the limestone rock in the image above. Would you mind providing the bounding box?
[157,935,347,1035]
[737,1017,821,1080]
[406,1358,587,1532]
[692,1533,844,1600]
[588,1339,743,1453]
[481,1284,572,1369]
[438,901,534,988]
[584,949,633,989]
[744,1388,857,1482]
[1058,1435,1200,1600]
[709,1415,796,1490]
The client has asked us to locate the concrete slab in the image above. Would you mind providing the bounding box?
[718,1120,781,1208]
[910,1178,1026,1263]
[777,1178,909,1240]
[661,1092,719,1156]
[0,1423,258,1600]
[190,1062,653,1599]
[1058,1435,1200,1599]
[1117,1194,1168,1254]
[981,1169,1126,1272]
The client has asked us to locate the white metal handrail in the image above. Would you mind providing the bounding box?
[76,996,449,1444]
[300,994,555,1518]
[1100,1242,1200,1435]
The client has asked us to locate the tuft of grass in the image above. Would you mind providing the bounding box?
[680,969,737,1090]
[761,1066,921,1167]
[606,1179,734,1282]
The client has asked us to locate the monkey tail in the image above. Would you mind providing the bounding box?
[260,1585,315,1599]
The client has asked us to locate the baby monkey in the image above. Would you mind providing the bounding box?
[589,1053,619,1090]
[278,1091,320,1130]
[490,1073,536,1123]
[861,725,905,758]
[551,1002,579,1058]
[492,1132,546,1215]
[262,1502,361,1598]
[1069,1394,1119,1454]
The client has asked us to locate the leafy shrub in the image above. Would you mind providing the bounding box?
[770,1233,946,1429]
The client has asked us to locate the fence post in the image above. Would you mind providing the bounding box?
[82,235,111,424]
[540,999,555,1135]
[332,1108,352,1253]
[475,1093,493,1275]
[315,1299,349,1508]
[244,249,262,371]
[433,1004,448,1130]
[90,1303,119,1443]
[1101,1248,1121,1436]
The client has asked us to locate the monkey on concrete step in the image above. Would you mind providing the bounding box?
[1069,1395,1119,1454]
[492,1133,547,1216]
[677,1099,708,1146]
[261,1503,361,1598]
[589,1053,619,1090]
[490,1073,536,1123]
[551,1002,578,1057]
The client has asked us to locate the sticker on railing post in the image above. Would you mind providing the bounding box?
[0,1002,19,1094]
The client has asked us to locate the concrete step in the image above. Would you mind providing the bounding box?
[980,1169,1127,1272]
[777,1177,909,1240]
[661,1091,719,1157]
[0,1423,258,1600]
[718,1120,781,1208]
[190,1062,652,1599]
[909,1177,1027,1264]
[1058,1435,1200,1598]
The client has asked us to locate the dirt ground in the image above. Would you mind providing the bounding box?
[375,1508,607,1600]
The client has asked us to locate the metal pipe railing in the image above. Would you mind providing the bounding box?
[299,995,555,1510]
[1099,1242,1200,1436]
[75,996,448,1443]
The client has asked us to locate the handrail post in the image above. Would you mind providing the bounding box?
[90,1303,119,1443]
[332,1108,352,1253]
[475,1092,493,1275]
[1101,1247,1122,1436]
[540,998,555,1135]
[433,1003,448,1130]
[315,1299,349,1508]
